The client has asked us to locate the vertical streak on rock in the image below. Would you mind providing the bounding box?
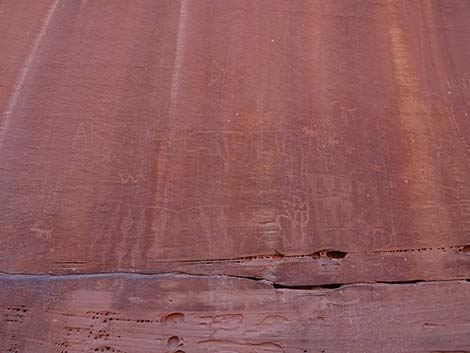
[159,0,189,244]
[168,0,188,126]
[386,1,449,241]
[0,0,60,147]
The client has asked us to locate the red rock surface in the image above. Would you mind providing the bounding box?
[1,0,470,352]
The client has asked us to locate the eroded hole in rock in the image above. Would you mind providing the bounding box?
[167,336,180,350]
[325,250,347,259]
[161,312,185,325]
[462,245,470,253]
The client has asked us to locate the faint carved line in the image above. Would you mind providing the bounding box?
[30,221,53,240]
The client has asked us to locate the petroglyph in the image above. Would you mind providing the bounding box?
[120,208,134,236]
[30,221,53,240]
[72,121,107,147]
[119,173,146,184]
[277,194,310,250]
[208,59,227,88]
[447,77,470,89]
[310,118,340,150]
[185,130,258,171]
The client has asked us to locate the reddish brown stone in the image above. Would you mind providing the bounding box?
[1,0,470,351]
[1,275,470,353]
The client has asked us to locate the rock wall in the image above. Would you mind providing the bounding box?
[1,1,470,352]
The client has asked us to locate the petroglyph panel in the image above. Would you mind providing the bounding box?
[1,0,470,285]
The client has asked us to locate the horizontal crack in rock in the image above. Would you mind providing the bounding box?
[0,271,468,291]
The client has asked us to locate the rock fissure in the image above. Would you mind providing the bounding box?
[0,270,467,291]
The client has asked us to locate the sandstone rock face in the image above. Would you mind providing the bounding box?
[1,1,470,352]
